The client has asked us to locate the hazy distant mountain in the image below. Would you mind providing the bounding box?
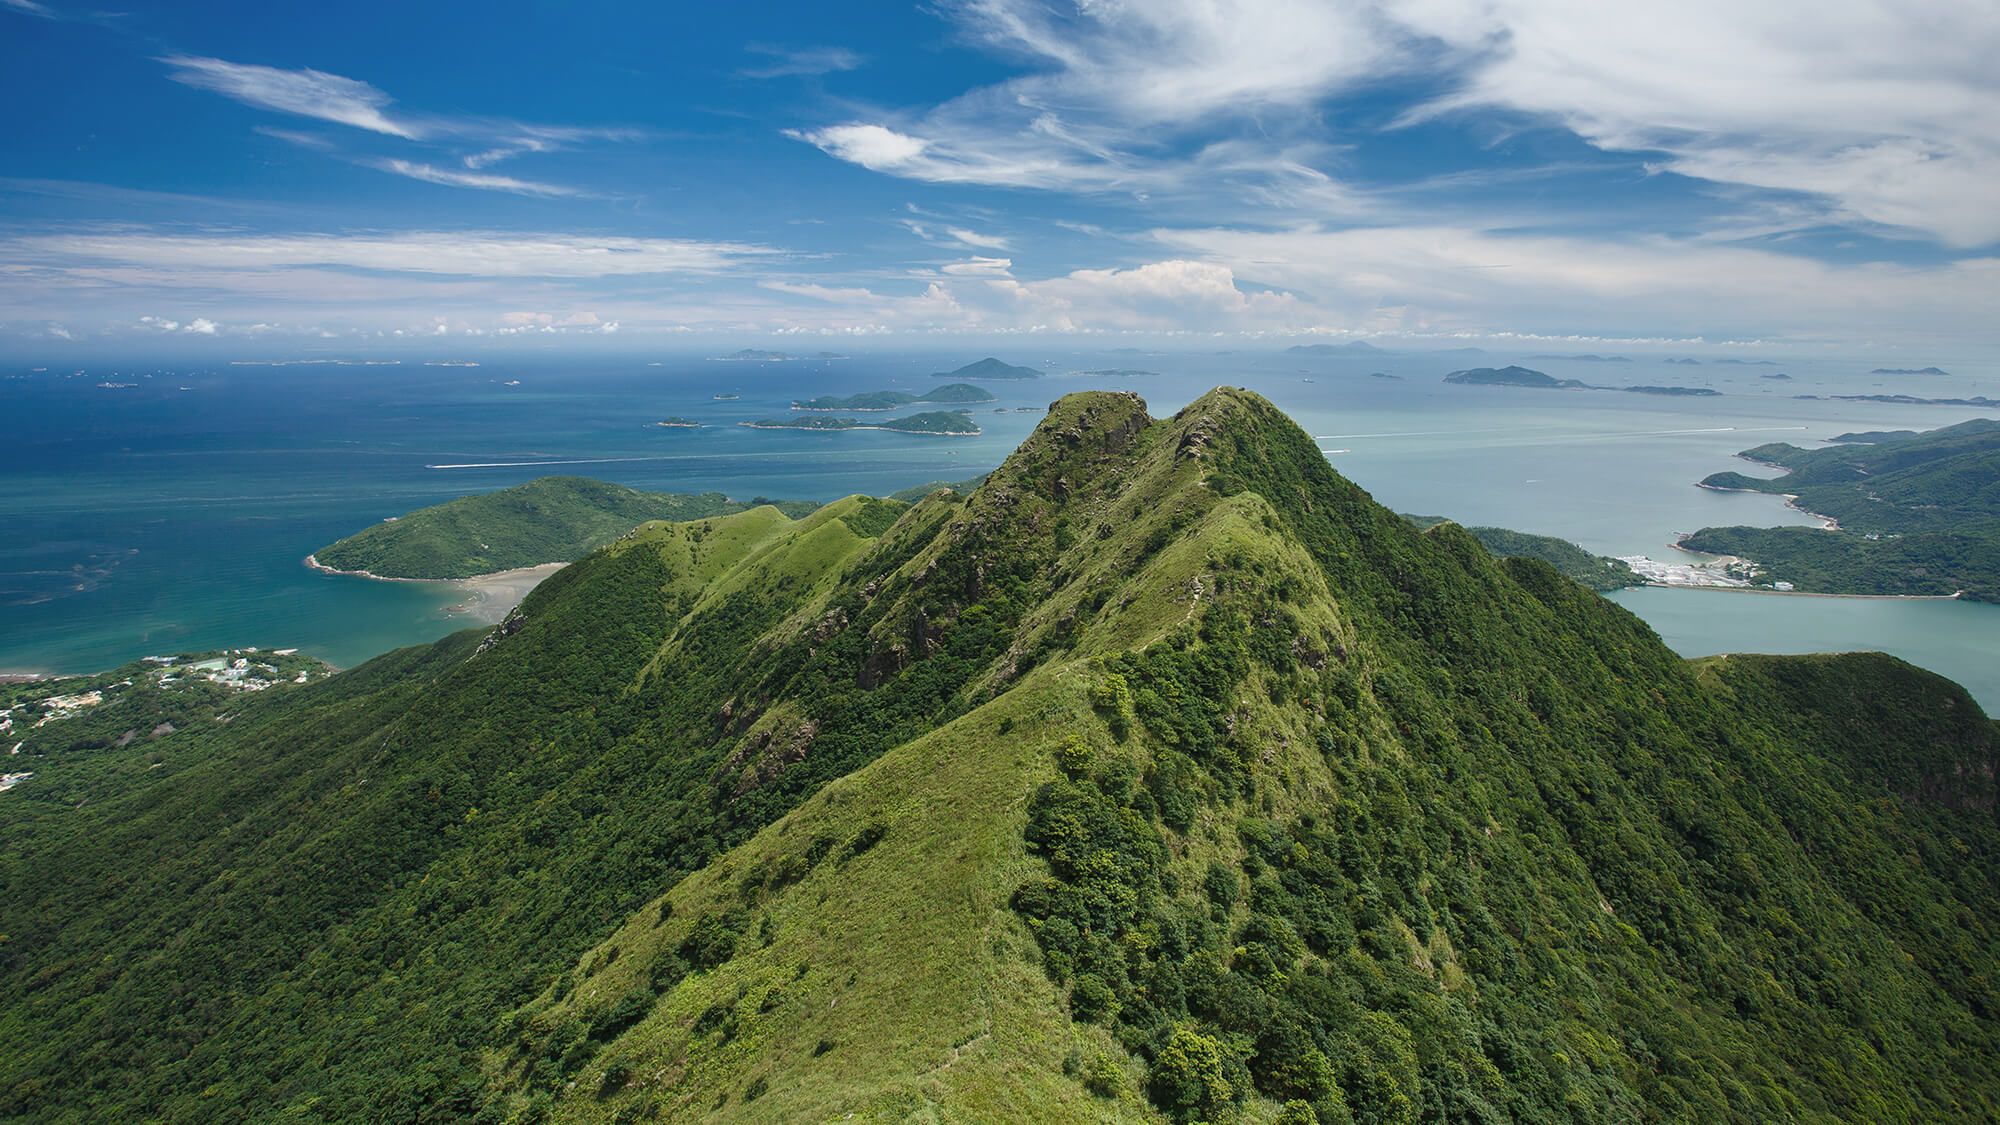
[1286,341,1384,355]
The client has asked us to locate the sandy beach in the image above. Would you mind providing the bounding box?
[306,556,566,624]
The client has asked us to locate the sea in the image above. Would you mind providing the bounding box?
[4,347,1997,710]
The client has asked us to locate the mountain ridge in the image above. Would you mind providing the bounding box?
[3,389,1995,1124]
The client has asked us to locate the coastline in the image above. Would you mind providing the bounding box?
[1633,583,1960,601]
[305,555,567,622]
[1651,539,1955,599]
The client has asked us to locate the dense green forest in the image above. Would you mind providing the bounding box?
[1686,418,2000,600]
[1399,516,1641,590]
[3,391,1994,1124]
[312,476,820,579]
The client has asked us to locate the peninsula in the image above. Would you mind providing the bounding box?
[311,475,819,579]
[1683,418,2000,600]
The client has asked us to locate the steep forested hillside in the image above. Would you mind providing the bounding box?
[3,391,1994,1125]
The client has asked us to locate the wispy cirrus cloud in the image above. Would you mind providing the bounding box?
[13,229,782,277]
[161,54,643,195]
[789,0,2000,248]
[2,0,57,19]
[739,43,865,79]
[161,55,423,138]
[371,159,590,198]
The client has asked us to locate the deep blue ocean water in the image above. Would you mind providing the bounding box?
[4,347,1996,709]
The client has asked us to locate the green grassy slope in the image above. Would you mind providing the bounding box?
[312,475,821,579]
[2,391,1995,1125]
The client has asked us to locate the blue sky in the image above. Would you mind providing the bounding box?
[3,0,1996,354]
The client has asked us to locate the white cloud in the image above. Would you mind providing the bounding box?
[17,230,781,278]
[1391,0,2000,247]
[941,257,1014,277]
[373,159,587,198]
[740,44,865,79]
[945,226,1012,251]
[792,0,2000,247]
[1150,222,2000,340]
[188,317,218,334]
[161,56,421,139]
[789,125,930,171]
[2,0,55,18]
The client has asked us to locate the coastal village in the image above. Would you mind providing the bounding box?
[1,648,330,788]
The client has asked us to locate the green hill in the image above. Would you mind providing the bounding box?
[1402,516,1642,590]
[1686,418,2000,600]
[3,391,1995,1124]
[934,356,1042,380]
[310,476,820,579]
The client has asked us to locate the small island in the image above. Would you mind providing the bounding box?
[931,357,1041,381]
[655,417,699,428]
[791,383,996,411]
[1870,366,1950,376]
[1443,365,1585,389]
[1621,385,1721,397]
[712,393,739,400]
[741,410,981,435]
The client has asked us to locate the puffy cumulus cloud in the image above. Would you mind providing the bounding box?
[996,259,1305,331]
[15,229,782,278]
[137,314,224,335]
[755,258,1306,334]
[161,56,421,139]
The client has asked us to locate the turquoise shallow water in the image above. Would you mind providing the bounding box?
[3,348,1995,709]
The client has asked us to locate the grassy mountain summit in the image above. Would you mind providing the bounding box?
[3,391,1996,1124]
[311,475,820,579]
